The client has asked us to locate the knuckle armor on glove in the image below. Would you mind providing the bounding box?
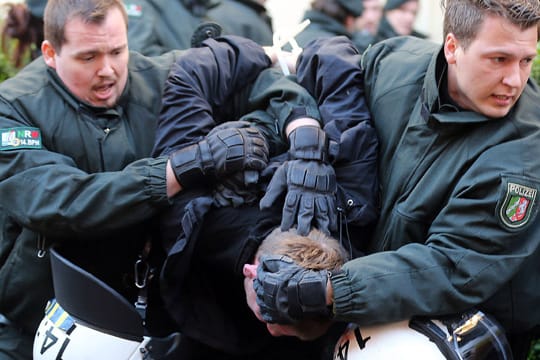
[260,125,338,235]
[209,126,268,173]
[169,124,269,189]
[287,161,337,193]
[254,255,330,324]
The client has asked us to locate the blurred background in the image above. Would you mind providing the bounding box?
[266,0,443,42]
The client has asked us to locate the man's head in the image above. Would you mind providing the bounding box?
[355,0,383,35]
[384,0,419,36]
[312,0,363,32]
[41,0,129,108]
[442,0,540,118]
[243,227,349,340]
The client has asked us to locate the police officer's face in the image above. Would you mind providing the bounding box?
[41,6,129,108]
[385,0,418,36]
[356,0,383,35]
[444,15,537,119]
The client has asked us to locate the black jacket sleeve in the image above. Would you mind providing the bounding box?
[296,36,379,230]
[152,35,272,156]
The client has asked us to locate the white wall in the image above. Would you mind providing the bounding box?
[266,0,444,43]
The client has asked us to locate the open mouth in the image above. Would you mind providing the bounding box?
[93,83,114,100]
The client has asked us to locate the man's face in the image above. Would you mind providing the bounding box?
[445,15,538,118]
[243,263,331,341]
[356,0,383,35]
[41,6,129,108]
[385,0,418,36]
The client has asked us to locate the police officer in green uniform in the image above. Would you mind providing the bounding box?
[208,0,274,46]
[292,0,364,51]
[124,0,220,55]
[0,2,181,357]
[374,0,426,42]
[124,0,273,56]
[0,0,319,358]
[254,0,540,358]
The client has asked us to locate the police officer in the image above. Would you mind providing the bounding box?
[0,0,312,358]
[124,0,220,55]
[292,0,364,51]
[374,0,427,42]
[254,0,540,359]
[208,0,274,46]
[124,0,273,56]
[351,0,383,53]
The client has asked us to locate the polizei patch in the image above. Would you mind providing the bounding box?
[499,182,537,229]
[0,127,42,150]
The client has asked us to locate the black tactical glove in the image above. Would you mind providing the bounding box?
[260,125,337,235]
[169,121,269,189]
[253,255,331,324]
[213,170,260,208]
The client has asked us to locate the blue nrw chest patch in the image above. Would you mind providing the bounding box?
[0,127,42,150]
[124,3,143,17]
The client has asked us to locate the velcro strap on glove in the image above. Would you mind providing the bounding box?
[288,125,328,162]
[169,142,215,189]
[287,270,330,320]
[212,127,251,172]
[198,139,215,172]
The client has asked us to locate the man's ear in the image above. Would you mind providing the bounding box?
[344,15,356,33]
[444,33,459,65]
[41,40,57,68]
[243,264,258,279]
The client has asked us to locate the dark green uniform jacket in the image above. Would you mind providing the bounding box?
[208,0,274,46]
[375,15,427,43]
[125,0,219,55]
[295,10,353,48]
[0,50,177,334]
[297,36,540,335]
[125,0,273,56]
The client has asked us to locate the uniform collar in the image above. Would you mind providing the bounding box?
[303,10,353,37]
[421,47,490,125]
[46,66,126,118]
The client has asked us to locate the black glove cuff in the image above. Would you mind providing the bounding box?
[169,143,214,189]
[288,126,328,162]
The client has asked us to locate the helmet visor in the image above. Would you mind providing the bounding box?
[451,311,513,360]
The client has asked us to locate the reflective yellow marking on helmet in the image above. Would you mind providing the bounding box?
[54,311,70,328]
[46,302,61,320]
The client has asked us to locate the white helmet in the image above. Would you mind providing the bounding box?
[33,301,155,359]
[333,311,513,360]
[33,247,180,360]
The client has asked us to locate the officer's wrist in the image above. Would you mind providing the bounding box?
[166,159,182,197]
[285,118,321,138]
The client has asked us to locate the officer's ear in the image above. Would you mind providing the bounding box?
[41,40,57,69]
[444,33,459,65]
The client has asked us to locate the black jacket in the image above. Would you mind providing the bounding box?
[153,35,379,355]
